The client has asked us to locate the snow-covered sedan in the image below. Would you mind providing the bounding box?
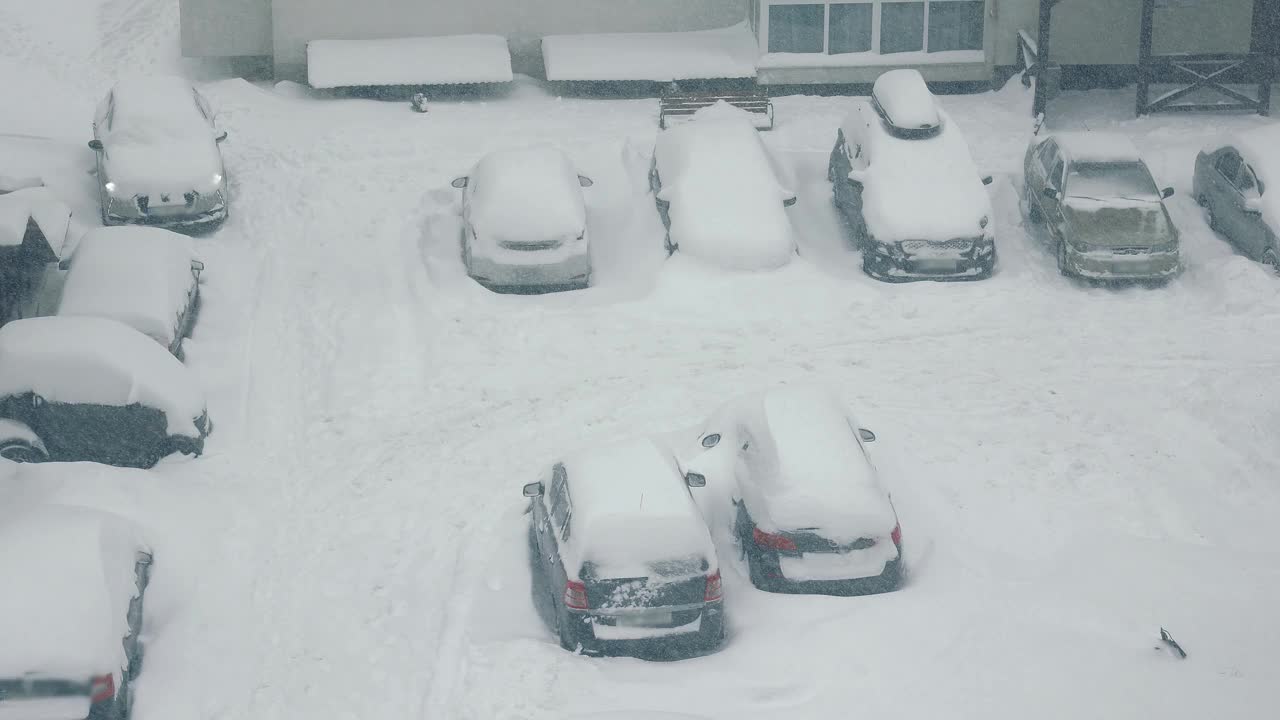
[88,75,229,231]
[1193,125,1280,273]
[650,102,797,270]
[0,316,211,468]
[0,504,152,720]
[687,385,903,595]
[57,227,203,358]
[830,69,995,282]
[522,438,724,658]
[1024,132,1181,281]
[452,146,592,292]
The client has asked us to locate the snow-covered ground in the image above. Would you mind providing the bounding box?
[3,3,1280,719]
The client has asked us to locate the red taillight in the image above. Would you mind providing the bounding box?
[563,580,589,610]
[90,673,115,703]
[703,570,723,602]
[752,527,797,552]
[891,523,902,547]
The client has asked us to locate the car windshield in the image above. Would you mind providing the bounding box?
[1066,162,1159,201]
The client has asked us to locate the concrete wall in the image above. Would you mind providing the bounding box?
[272,0,748,78]
[180,0,272,57]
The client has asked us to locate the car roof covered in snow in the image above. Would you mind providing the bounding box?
[654,102,796,270]
[713,385,896,540]
[0,503,148,679]
[843,102,992,242]
[559,437,716,578]
[466,145,586,245]
[871,69,940,131]
[0,316,206,436]
[58,226,200,348]
[1049,132,1145,165]
[104,74,209,142]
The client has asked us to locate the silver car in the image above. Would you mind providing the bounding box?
[1193,126,1280,273]
[88,76,229,232]
[1024,132,1180,282]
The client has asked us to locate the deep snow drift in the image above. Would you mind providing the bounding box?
[2,3,1280,720]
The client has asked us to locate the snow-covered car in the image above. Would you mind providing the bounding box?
[1023,132,1181,281]
[57,227,203,358]
[830,69,996,282]
[650,102,797,270]
[88,75,229,231]
[452,146,592,291]
[0,187,72,323]
[1193,125,1280,273]
[0,504,152,720]
[686,385,903,595]
[0,316,211,468]
[522,437,724,658]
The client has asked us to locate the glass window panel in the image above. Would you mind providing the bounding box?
[928,1,985,52]
[768,4,825,53]
[829,4,873,54]
[881,2,925,54]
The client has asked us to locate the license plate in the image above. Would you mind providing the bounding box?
[616,610,672,627]
[912,259,958,273]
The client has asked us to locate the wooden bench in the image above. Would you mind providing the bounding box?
[658,92,775,130]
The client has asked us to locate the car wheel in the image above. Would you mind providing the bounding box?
[0,441,48,463]
[1025,184,1042,223]
[1263,249,1280,275]
[1057,240,1070,277]
[1199,195,1217,231]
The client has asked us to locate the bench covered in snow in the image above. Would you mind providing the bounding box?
[659,91,775,131]
[306,35,514,89]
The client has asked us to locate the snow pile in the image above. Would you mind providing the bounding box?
[559,439,716,580]
[466,146,586,245]
[844,103,992,242]
[0,503,146,679]
[542,23,758,82]
[872,69,940,131]
[1231,124,1280,232]
[103,75,214,144]
[0,186,72,254]
[0,174,43,194]
[58,226,200,348]
[0,316,206,435]
[306,35,514,89]
[655,104,797,270]
[1051,131,1145,164]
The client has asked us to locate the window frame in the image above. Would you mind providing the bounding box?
[759,0,986,56]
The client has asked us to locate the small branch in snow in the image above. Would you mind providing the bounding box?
[1159,627,1187,659]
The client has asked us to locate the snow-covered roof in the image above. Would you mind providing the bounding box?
[0,503,148,679]
[104,75,211,144]
[560,438,716,579]
[467,146,586,245]
[306,35,514,89]
[0,316,206,436]
[871,69,940,131]
[843,102,991,243]
[542,23,758,82]
[1050,132,1144,165]
[0,187,71,256]
[58,227,200,348]
[654,103,797,270]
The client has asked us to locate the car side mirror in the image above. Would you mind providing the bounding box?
[783,196,798,207]
[88,139,103,151]
[1161,186,1175,199]
[215,131,228,143]
[578,175,593,188]
[858,428,876,442]
[982,175,994,186]
[700,433,721,449]
[451,177,468,189]
[1042,187,1059,201]
[685,472,707,488]
[522,481,544,498]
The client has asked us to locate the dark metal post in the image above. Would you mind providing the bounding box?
[1136,0,1157,115]
[1033,0,1054,117]
[1252,0,1275,115]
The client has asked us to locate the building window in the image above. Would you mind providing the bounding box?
[829,3,874,54]
[768,4,825,53]
[927,0,984,52]
[880,2,925,54]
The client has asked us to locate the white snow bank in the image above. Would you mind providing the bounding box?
[0,174,43,194]
[654,104,797,270]
[466,146,586,245]
[58,227,200,349]
[1050,131,1144,164]
[0,316,206,435]
[559,438,716,579]
[872,69,939,131]
[306,35,514,88]
[0,503,147,679]
[0,187,72,254]
[542,23,758,82]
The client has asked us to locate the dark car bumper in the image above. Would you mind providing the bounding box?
[750,547,904,596]
[104,194,228,233]
[562,601,725,659]
[1062,245,1180,281]
[863,242,996,283]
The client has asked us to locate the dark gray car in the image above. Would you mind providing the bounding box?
[1193,128,1280,273]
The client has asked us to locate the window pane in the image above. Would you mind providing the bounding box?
[928,1,985,52]
[881,2,925,54]
[768,4,825,53]
[829,4,873,54]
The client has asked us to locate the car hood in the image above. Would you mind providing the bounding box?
[1062,198,1176,248]
[102,138,223,198]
